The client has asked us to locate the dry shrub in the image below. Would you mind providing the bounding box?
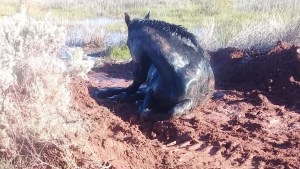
[227,16,300,52]
[199,16,300,51]
[0,13,100,168]
[61,47,95,79]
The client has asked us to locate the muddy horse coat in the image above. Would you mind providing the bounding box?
[95,13,215,121]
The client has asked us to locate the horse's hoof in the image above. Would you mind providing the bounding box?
[107,92,126,102]
[140,109,151,121]
[94,88,110,99]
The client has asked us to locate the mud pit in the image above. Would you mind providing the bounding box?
[71,43,300,168]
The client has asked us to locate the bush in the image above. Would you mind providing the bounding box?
[0,13,98,168]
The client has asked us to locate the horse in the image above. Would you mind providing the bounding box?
[94,12,215,121]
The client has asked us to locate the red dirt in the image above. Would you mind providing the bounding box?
[71,43,300,169]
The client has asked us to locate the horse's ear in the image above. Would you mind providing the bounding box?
[125,12,131,26]
[144,11,150,19]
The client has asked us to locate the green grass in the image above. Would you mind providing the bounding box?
[104,23,127,32]
[0,0,18,17]
[109,45,131,60]
[26,6,98,20]
[103,0,299,47]
[127,5,205,28]
[103,3,236,34]
[1,0,299,59]
[49,7,97,20]
[203,10,263,45]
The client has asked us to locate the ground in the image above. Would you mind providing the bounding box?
[70,43,300,169]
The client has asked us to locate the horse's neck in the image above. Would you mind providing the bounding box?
[151,56,175,80]
[142,28,187,80]
[144,44,177,81]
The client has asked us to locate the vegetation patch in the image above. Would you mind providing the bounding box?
[0,13,100,168]
[0,0,18,17]
[109,45,131,60]
[49,7,96,20]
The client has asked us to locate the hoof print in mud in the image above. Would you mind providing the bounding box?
[94,12,215,121]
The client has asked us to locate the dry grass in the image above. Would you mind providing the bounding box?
[197,14,300,51]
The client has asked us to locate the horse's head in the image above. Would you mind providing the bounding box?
[124,12,150,26]
[124,12,152,84]
[124,12,150,62]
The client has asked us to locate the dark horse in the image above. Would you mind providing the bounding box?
[94,12,215,121]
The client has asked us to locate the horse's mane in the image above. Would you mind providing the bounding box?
[130,19,199,47]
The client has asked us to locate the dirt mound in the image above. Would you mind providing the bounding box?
[71,43,300,168]
[210,41,300,88]
[210,41,300,108]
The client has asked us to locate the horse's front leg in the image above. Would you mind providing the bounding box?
[140,98,194,121]
[94,62,150,100]
[139,91,157,119]
[94,80,141,99]
[166,99,193,119]
[139,91,169,121]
